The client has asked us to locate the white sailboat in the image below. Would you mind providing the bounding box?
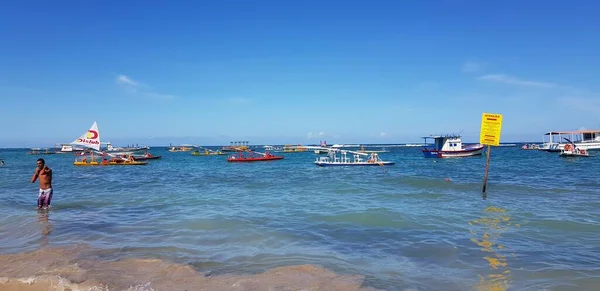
[71,121,101,151]
[72,121,147,166]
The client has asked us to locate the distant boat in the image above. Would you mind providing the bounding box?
[283,144,308,152]
[521,143,541,150]
[227,151,284,162]
[191,148,227,156]
[104,142,149,155]
[168,145,195,152]
[56,144,86,154]
[130,151,162,160]
[221,141,250,152]
[27,148,55,155]
[421,134,484,158]
[357,145,388,153]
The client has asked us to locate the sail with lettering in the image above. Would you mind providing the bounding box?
[71,121,101,151]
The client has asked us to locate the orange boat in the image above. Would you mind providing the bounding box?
[227,151,284,162]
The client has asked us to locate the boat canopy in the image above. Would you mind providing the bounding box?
[545,130,600,135]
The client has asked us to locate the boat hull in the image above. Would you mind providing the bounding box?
[132,155,162,161]
[191,152,227,156]
[74,161,148,166]
[227,156,284,162]
[422,145,484,158]
[314,161,395,167]
[559,153,590,157]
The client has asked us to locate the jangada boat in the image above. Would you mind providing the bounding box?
[227,150,284,162]
[559,143,590,158]
[70,121,148,166]
[74,156,148,166]
[421,134,484,158]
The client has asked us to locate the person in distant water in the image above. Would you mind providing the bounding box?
[1,160,4,166]
[31,158,53,209]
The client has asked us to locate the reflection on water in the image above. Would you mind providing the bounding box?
[37,209,53,247]
[469,206,518,291]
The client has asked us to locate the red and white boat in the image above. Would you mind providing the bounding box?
[227,150,284,162]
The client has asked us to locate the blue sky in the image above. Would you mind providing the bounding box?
[1,0,599,147]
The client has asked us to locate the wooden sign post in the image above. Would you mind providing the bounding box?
[480,113,503,194]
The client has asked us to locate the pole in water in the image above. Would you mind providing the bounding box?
[482,145,492,194]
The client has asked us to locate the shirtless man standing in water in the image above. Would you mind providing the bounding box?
[31,158,53,209]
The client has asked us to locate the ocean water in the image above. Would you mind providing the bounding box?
[1,146,599,291]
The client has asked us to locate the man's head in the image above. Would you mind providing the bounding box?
[37,158,45,169]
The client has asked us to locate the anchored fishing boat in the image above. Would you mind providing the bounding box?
[421,134,484,158]
[227,150,284,162]
[71,121,148,166]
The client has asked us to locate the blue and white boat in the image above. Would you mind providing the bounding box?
[421,134,484,158]
[312,148,395,167]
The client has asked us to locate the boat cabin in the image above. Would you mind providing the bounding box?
[422,135,463,151]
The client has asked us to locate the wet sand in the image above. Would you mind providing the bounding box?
[0,245,379,291]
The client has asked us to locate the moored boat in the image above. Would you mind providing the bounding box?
[421,134,484,158]
[221,141,250,152]
[168,145,195,152]
[310,147,395,167]
[130,152,162,160]
[559,143,590,158]
[27,148,56,155]
[521,143,541,150]
[74,156,148,166]
[357,145,389,153]
[191,148,227,156]
[283,144,307,152]
[540,130,600,152]
[227,151,284,162]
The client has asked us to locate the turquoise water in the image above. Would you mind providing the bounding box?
[1,146,599,290]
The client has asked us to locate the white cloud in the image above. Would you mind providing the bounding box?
[116,74,174,100]
[478,74,557,88]
[307,132,314,139]
[116,75,138,86]
[319,132,325,136]
[462,61,483,73]
[380,132,387,137]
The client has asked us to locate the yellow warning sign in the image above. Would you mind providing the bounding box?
[480,113,503,146]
